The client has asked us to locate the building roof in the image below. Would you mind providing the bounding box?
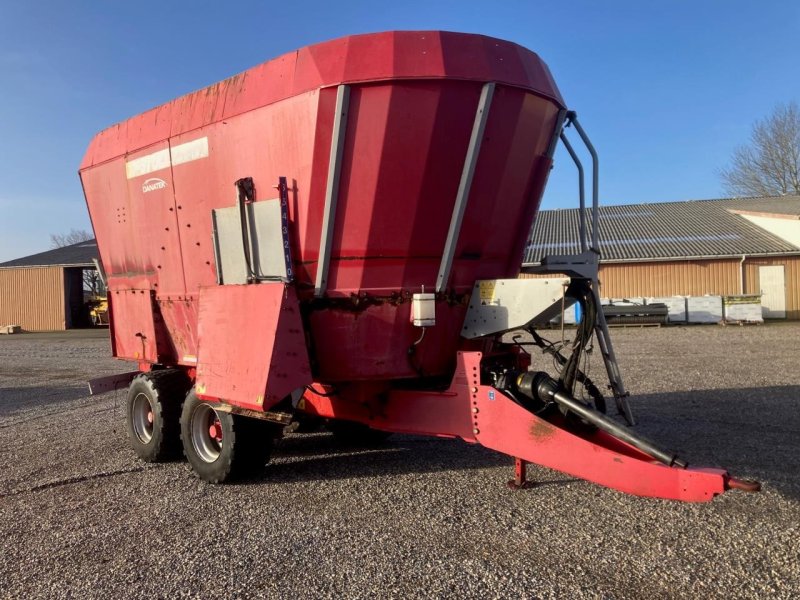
[0,239,98,268]
[526,196,800,264]
[717,196,800,217]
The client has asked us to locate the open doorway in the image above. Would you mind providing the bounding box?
[64,267,107,328]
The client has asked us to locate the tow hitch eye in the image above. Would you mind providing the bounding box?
[726,477,761,492]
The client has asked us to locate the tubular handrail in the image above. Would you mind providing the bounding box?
[564,112,600,253]
[558,132,587,253]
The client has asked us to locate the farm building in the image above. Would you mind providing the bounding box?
[0,239,100,331]
[524,196,800,320]
[2,197,799,331]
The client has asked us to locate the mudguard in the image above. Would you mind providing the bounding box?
[195,283,311,411]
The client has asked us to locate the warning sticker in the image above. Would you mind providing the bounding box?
[479,281,496,305]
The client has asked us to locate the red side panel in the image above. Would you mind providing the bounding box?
[109,289,159,363]
[308,301,467,382]
[81,140,186,296]
[195,284,311,410]
[168,90,327,292]
[157,295,200,364]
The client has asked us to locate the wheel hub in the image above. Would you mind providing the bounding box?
[209,420,222,442]
[131,393,155,444]
[191,403,223,463]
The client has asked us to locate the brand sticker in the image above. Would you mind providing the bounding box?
[142,177,167,193]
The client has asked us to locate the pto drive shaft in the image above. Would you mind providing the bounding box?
[516,372,688,468]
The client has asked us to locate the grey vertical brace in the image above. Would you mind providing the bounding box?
[244,202,259,277]
[210,210,223,285]
[435,82,495,293]
[315,84,351,297]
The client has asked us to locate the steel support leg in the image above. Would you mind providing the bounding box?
[508,457,533,489]
[591,279,635,425]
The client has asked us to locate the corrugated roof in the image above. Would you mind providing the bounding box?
[525,196,800,264]
[0,239,98,268]
[716,196,800,216]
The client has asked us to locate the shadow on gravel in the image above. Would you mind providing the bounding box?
[258,434,527,485]
[0,385,89,420]
[629,385,800,502]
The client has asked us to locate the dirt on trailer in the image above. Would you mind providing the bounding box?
[1,325,799,598]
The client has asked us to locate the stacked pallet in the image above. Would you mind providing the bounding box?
[722,295,763,324]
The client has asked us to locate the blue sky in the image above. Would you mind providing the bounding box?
[1,1,798,261]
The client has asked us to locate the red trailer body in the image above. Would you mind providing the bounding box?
[82,31,759,500]
[81,31,561,386]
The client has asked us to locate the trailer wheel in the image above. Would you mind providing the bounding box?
[125,370,190,462]
[180,390,274,483]
[328,420,393,446]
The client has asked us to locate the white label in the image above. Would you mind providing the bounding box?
[125,137,209,179]
[171,137,209,166]
[126,149,170,179]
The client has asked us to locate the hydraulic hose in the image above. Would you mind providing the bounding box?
[560,279,596,394]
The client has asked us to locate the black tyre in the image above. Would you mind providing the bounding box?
[125,369,191,462]
[328,420,393,446]
[180,390,276,483]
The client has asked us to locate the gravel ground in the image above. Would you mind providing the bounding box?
[1,324,799,599]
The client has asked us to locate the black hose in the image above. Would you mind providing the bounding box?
[528,329,606,413]
[560,279,596,394]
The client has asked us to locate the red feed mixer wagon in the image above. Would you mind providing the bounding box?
[81,31,759,500]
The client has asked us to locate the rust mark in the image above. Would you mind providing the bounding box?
[530,419,557,441]
[305,290,470,313]
[107,269,157,279]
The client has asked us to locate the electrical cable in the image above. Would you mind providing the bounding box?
[305,384,338,397]
[527,320,606,414]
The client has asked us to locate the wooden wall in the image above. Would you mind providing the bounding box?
[521,255,800,319]
[0,267,66,331]
[596,259,741,298]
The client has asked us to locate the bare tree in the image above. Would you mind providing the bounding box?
[719,102,800,197]
[50,228,93,248]
[84,269,105,296]
[49,228,103,295]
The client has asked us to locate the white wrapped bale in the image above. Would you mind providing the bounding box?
[646,297,687,323]
[686,296,723,323]
[561,301,581,325]
[723,296,763,323]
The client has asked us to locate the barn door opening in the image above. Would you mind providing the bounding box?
[759,265,786,319]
